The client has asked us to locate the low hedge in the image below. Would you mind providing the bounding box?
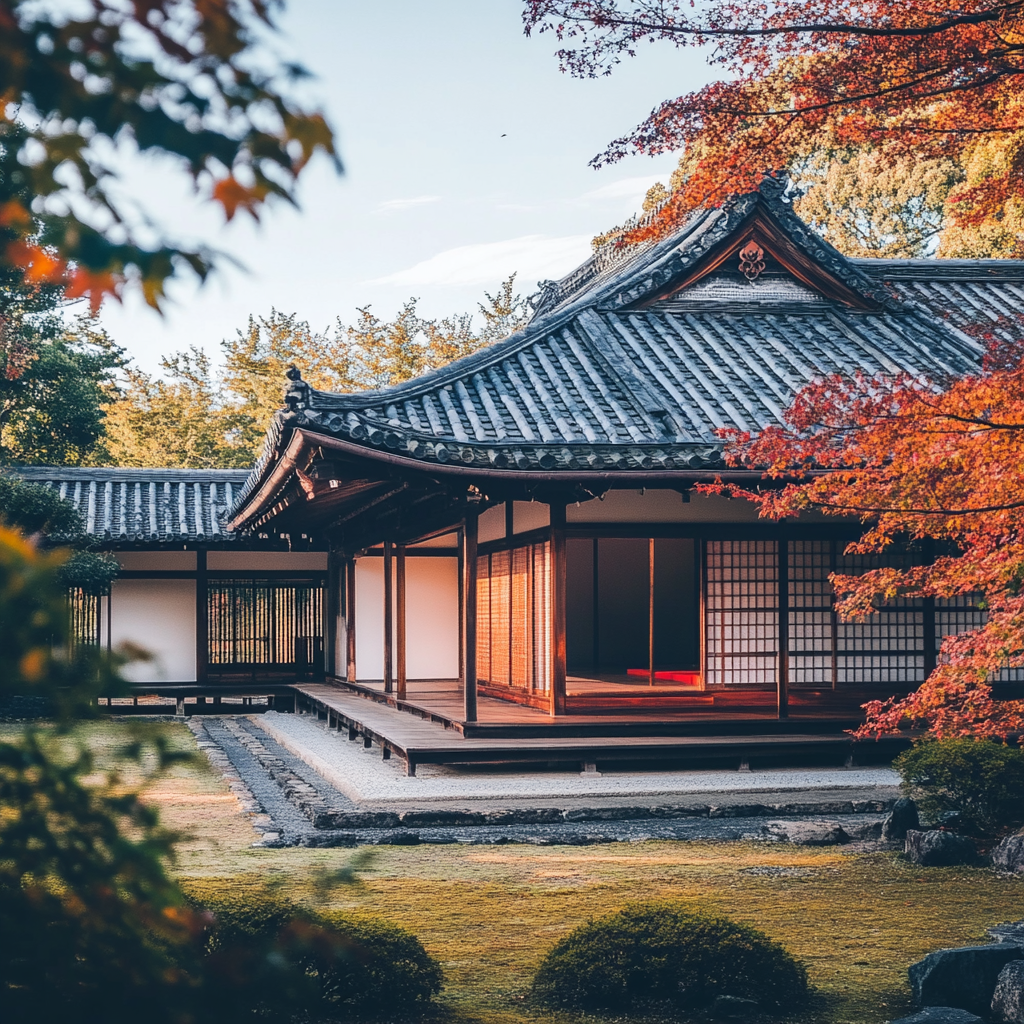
[531,901,808,1012]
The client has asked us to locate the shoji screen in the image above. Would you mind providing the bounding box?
[705,540,779,685]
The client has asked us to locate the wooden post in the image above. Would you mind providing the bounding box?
[383,540,394,694]
[550,503,567,716]
[777,539,789,719]
[396,544,407,700]
[462,511,479,722]
[345,559,357,683]
[648,537,656,687]
[196,549,208,686]
[457,527,465,684]
[326,548,340,678]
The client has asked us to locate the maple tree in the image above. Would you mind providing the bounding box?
[0,0,337,310]
[710,335,1024,740]
[524,1,1024,253]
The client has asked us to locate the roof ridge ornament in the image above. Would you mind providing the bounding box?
[738,240,766,281]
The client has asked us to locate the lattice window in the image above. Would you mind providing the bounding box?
[788,540,834,686]
[68,588,102,648]
[208,579,324,668]
[835,550,925,686]
[705,540,778,685]
[935,594,1024,682]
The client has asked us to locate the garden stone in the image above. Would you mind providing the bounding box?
[760,820,849,845]
[992,835,1024,874]
[890,1009,986,1024]
[909,944,1024,1016]
[712,994,760,1018]
[905,829,978,866]
[989,921,1024,945]
[883,797,921,842]
[992,960,1024,1022]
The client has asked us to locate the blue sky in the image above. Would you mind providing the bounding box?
[98,1,714,375]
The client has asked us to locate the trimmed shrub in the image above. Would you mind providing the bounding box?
[191,889,443,1020]
[895,738,1024,836]
[531,901,808,1012]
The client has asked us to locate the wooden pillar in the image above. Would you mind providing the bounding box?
[462,511,479,722]
[550,503,567,716]
[457,528,465,683]
[345,559,357,683]
[326,548,341,678]
[648,537,656,687]
[196,549,208,686]
[383,540,394,694]
[396,544,407,700]
[777,539,789,719]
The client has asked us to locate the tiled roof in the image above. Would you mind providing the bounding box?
[12,467,250,543]
[229,182,1020,526]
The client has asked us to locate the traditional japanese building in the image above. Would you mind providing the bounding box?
[17,182,1024,734]
[221,180,1024,723]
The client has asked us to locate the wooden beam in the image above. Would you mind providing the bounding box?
[462,512,479,722]
[383,540,394,694]
[326,548,341,678]
[550,503,567,716]
[345,559,357,683]
[777,540,789,719]
[396,543,407,700]
[648,537,656,688]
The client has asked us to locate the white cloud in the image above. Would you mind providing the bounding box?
[580,174,666,205]
[369,234,592,288]
[377,195,442,212]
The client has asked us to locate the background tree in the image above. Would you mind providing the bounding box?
[0,0,337,309]
[524,1,1024,254]
[103,275,531,467]
[0,271,122,466]
[712,343,1024,740]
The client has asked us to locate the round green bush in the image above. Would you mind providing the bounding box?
[531,901,808,1012]
[191,890,443,1020]
[895,738,1024,836]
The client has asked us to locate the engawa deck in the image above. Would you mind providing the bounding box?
[290,681,909,776]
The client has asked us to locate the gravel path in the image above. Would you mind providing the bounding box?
[254,710,901,806]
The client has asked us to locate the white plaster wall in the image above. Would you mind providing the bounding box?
[513,501,550,533]
[478,503,506,543]
[110,579,196,683]
[566,489,762,523]
[409,532,458,549]
[208,551,328,570]
[116,551,196,571]
[354,556,459,680]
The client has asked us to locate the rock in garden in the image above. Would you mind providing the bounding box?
[883,797,921,842]
[905,829,978,866]
[992,835,1024,874]
[712,994,760,1018]
[760,820,849,845]
[989,921,1024,945]
[992,960,1024,1022]
[890,1009,986,1024]
[909,945,1024,1016]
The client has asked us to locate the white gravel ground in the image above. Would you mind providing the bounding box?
[253,711,901,806]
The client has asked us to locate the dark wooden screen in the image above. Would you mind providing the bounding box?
[207,579,324,677]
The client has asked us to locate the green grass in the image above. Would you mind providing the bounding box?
[7,718,1024,1024]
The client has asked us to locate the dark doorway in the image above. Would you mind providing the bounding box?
[566,537,699,676]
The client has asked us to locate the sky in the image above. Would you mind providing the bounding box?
[97,1,715,376]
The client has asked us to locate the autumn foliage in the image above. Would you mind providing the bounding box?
[710,332,1024,739]
[524,1,1024,253]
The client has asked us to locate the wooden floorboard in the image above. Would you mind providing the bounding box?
[289,682,906,775]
